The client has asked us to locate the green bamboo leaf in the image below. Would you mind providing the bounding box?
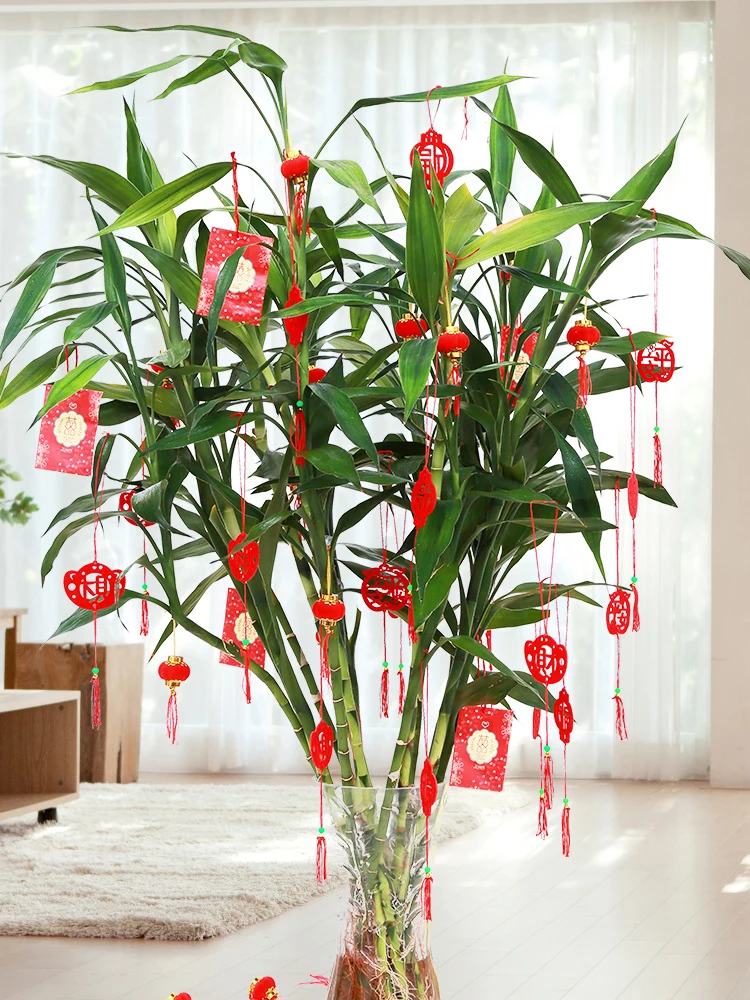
[237,40,287,92]
[148,342,191,368]
[443,635,536,693]
[305,444,361,487]
[412,564,459,628]
[485,607,548,629]
[312,159,382,218]
[69,55,191,94]
[498,582,602,610]
[309,206,344,278]
[207,246,245,360]
[101,24,251,42]
[42,509,122,583]
[599,470,677,507]
[4,155,141,213]
[91,432,115,497]
[415,499,461,593]
[455,671,552,711]
[91,202,131,335]
[444,184,485,256]
[551,428,604,575]
[0,347,63,410]
[155,50,240,100]
[49,589,140,640]
[37,355,118,419]
[399,336,437,420]
[121,238,200,310]
[342,73,524,119]
[309,383,377,463]
[45,487,122,533]
[593,331,661,356]
[123,99,151,194]
[64,301,116,344]
[96,162,233,235]
[489,83,517,217]
[540,372,601,479]
[611,127,682,209]
[406,154,445,321]
[0,251,66,357]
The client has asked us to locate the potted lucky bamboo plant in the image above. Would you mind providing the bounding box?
[2,24,747,1000]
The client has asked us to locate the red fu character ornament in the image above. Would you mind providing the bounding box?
[158,649,190,746]
[566,318,600,408]
[281,149,310,236]
[638,338,675,487]
[220,588,266,704]
[437,326,469,416]
[555,685,574,857]
[410,126,454,192]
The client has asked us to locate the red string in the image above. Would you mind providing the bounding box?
[461,97,469,140]
[627,331,640,632]
[612,480,628,740]
[231,151,240,233]
[425,85,443,126]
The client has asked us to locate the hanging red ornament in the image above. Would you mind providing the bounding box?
[500,320,538,406]
[281,149,310,236]
[566,320,600,408]
[411,466,437,529]
[35,385,102,476]
[227,532,259,582]
[64,561,124,611]
[420,758,439,818]
[610,480,629,740]
[196,230,272,325]
[532,707,541,741]
[637,339,675,384]
[158,654,190,745]
[220,588,266,703]
[118,488,155,527]
[410,126,454,191]
[249,977,279,1000]
[395,314,428,339]
[168,994,191,1000]
[313,593,346,687]
[450,705,513,791]
[605,588,631,635]
[361,562,410,613]
[310,719,334,772]
[437,325,469,416]
[283,283,308,346]
[308,365,326,383]
[554,687,574,744]
[524,633,568,686]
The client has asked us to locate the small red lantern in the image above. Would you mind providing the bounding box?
[410,127,454,191]
[554,687,574,744]
[228,532,259,583]
[524,633,568,686]
[158,655,191,745]
[637,339,675,383]
[566,319,600,408]
[249,977,279,1000]
[280,153,309,182]
[64,561,125,611]
[308,365,326,383]
[283,283,308,346]
[310,719,334,771]
[605,589,631,635]
[168,994,191,1000]
[361,562,410,614]
[312,594,346,632]
[118,488,155,527]
[420,758,439,818]
[395,314,428,339]
[437,326,469,415]
[411,466,437,529]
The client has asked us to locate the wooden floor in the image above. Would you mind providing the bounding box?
[2,779,750,999]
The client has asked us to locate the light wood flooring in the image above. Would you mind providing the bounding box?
[2,779,750,999]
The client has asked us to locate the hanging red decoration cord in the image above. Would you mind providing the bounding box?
[566,313,600,409]
[410,85,454,192]
[409,377,438,642]
[437,326,469,416]
[553,594,574,857]
[607,480,629,740]
[281,149,310,237]
[626,331,641,633]
[139,425,150,636]
[420,649,437,921]
[312,546,346,688]
[158,623,190,745]
[396,507,408,714]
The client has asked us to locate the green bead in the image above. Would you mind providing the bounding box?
[563,798,569,806]
[654,425,660,433]
[424,866,431,875]
[92,667,99,675]
[383,661,388,668]
[615,687,621,695]
[318,826,325,835]
[407,584,413,593]
[397,663,404,671]
[142,583,149,592]
[296,399,303,408]
[242,639,250,647]
[631,576,638,584]
[539,789,544,798]
[543,745,550,753]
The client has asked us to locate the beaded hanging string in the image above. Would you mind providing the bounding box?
[626,331,640,632]
[377,452,395,717]
[556,593,572,856]
[612,480,629,739]
[419,647,438,922]
[396,508,408,714]
[234,412,253,703]
[408,374,438,644]
[89,436,109,729]
[652,208,663,485]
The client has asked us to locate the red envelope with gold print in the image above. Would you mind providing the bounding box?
[196,229,272,324]
[449,705,513,792]
[220,587,266,668]
[34,384,102,476]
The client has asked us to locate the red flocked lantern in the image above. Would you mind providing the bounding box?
[283,283,308,346]
[249,977,279,1000]
[118,488,155,527]
[605,588,631,636]
[228,532,260,583]
[361,562,410,614]
[395,314,428,340]
[313,594,346,686]
[308,365,326,383]
[437,326,469,415]
[158,655,190,745]
[281,149,310,236]
[64,561,124,611]
[524,633,568,686]
[410,127,454,191]
[310,719,334,772]
[411,466,437,530]
[554,687,574,744]
[566,320,600,409]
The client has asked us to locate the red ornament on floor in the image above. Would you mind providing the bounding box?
[361,562,409,613]
[227,532,259,583]
[524,633,568,686]
[395,314,428,339]
[118,488,155,527]
[168,993,191,1000]
[196,230,272,325]
[410,126,454,191]
[64,561,124,611]
[35,385,102,477]
[566,320,600,408]
[605,588,631,635]
[249,977,279,1000]
[450,705,513,791]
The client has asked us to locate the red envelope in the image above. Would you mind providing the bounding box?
[34,385,102,477]
[220,588,266,668]
[196,229,272,324]
[449,705,513,792]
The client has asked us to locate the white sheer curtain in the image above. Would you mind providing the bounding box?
[0,2,713,780]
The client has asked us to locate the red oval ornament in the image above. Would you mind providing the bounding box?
[308,365,326,383]
[361,562,410,614]
[637,339,675,383]
[64,561,125,611]
[310,719,334,771]
[158,655,191,685]
[606,589,631,636]
[627,471,639,521]
[411,466,437,529]
[280,153,309,181]
[524,634,568,686]
[118,488,155,527]
[420,758,439,818]
[410,127,454,191]
[249,977,278,1000]
[228,532,260,583]
[283,283,308,346]
[395,315,428,340]
[554,688,574,745]
[566,322,600,352]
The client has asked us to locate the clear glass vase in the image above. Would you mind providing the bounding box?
[325,784,444,1000]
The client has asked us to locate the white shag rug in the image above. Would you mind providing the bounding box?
[0,782,533,941]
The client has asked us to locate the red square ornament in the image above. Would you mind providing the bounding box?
[197,229,272,325]
[449,705,513,792]
[34,384,102,477]
[220,588,266,668]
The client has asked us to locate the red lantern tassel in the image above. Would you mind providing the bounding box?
[408,598,417,645]
[653,431,663,486]
[613,691,628,741]
[316,832,327,884]
[90,669,101,729]
[444,363,462,417]
[398,666,405,715]
[291,408,306,467]
[421,873,433,921]
[140,597,149,637]
[543,749,554,809]
[537,791,548,839]
[243,646,252,705]
[532,707,541,740]
[631,584,640,633]
[380,664,389,718]
[166,687,178,745]
[562,803,571,858]
[294,186,309,237]
[319,628,331,686]
[576,354,592,409]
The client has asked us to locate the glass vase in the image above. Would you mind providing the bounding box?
[324,784,444,1000]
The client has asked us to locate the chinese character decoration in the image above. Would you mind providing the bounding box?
[566,317,600,408]
[196,152,272,325]
[420,755,439,920]
[437,326,469,416]
[249,977,280,1000]
[450,705,513,792]
[625,332,641,632]
[220,588,266,702]
[638,208,676,486]
[606,480,629,740]
[35,384,102,477]
[158,628,191,745]
[500,318,538,408]
[554,680,574,857]
[410,125,454,191]
[310,718,333,884]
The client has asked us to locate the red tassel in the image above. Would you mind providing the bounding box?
[536,792,548,839]
[613,693,628,740]
[562,803,571,857]
[380,665,389,718]
[290,409,306,467]
[398,668,405,714]
[293,187,310,236]
[421,873,433,921]
[166,688,179,745]
[90,671,101,729]
[408,599,417,645]
[627,471,639,520]
[532,707,541,740]
[631,584,640,633]
[140,598,149,637]
[653,432,663,486]
[316,834,327,883]
[243,646,252,704]
[444,362,462,416]
[319,630,331,686]
[543,750,554,809]
[576,354,592,409]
